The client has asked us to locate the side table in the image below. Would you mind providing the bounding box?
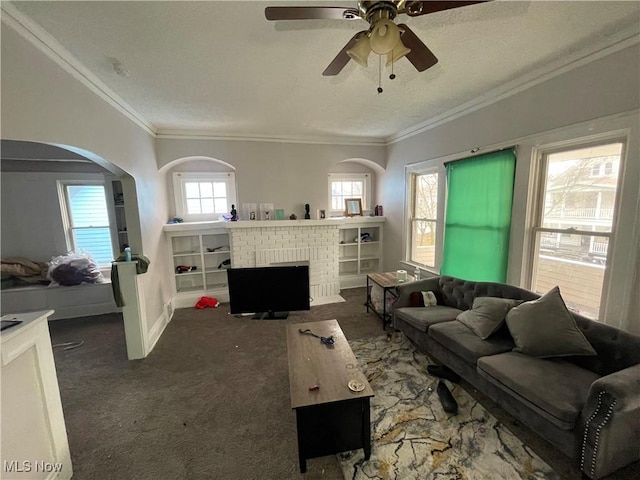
[365,272,415,329]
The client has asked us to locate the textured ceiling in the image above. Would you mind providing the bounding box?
[8,1,640,142]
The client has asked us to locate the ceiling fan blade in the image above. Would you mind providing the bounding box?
[322,31,366,76]
[265,6,360,21]
[398,24,438,72]
[402,1,489,17]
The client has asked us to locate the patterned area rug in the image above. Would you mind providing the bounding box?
[337,333,559,480]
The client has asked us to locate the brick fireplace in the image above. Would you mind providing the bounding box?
[227,222,340,301]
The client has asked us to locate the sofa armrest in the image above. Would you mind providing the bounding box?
[393,277,441,309]
[579,363,640,479]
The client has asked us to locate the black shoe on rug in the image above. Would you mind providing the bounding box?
[427,364,461,383]
[437,380,458,414]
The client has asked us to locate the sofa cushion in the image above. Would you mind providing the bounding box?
[409,291,424,307]
[439,276,539,310]
[429,321,515,365]
[394,306,462,332]
[478,352,601,430]
[457,297,522,339]
[505,286,597,358]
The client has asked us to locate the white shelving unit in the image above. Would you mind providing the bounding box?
[111,180,128,251]
[167,228,231,307]
[338,221,383,288]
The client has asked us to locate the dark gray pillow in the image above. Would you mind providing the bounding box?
[457,297,522,339]
[505,286,596,358]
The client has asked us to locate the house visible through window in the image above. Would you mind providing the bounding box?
[409,170,439,268]
[60,183,114,267]
[173,172,237,222]
[530,141,623,319]
[328,173,370,216]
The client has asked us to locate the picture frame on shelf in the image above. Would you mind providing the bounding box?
[345,198,363,217]
[260,203,274,221]
[242,203,257,221]
[275,209,285,220]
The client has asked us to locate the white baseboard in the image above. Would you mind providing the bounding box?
[310,295,345,306]
[147,310,170,353]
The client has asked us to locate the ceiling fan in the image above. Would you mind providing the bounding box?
[265,1,489,78]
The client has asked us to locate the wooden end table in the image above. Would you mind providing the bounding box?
[286,319,374,473]
[365,271,415,329]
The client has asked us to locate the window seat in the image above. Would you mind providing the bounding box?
[1,282,118,320]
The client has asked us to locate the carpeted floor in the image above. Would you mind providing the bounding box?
[48,288,636,479]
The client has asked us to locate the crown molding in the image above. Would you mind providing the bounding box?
[3,2,637,148]
[1,2,156,137]
[387,25,640,145]
[155,130,386,147]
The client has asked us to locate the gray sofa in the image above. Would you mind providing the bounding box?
[392,275,640,479]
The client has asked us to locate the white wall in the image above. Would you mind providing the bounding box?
[1,26,172,338]
[382,44,640,332]
[1,172,107,262]
[157,139,385,219]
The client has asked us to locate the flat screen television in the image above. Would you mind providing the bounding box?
[227,265,310,319]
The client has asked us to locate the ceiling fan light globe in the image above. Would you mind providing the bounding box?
[346,35,371,67]
[370,19,400,55]
[386,41,411,66]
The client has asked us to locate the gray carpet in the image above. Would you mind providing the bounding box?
[48,288,635,479]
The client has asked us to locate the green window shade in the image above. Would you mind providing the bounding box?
[440,149,516,282]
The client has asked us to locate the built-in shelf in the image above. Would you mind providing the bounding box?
[338,222,383,288]
[168,227,232,306]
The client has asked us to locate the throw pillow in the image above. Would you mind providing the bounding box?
[409,291,424,307]
[422,291,437,307]
[505,286,596,358]
[457,297,522,339]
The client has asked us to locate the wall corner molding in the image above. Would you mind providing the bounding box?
[386,26,640,145]
[1,2,157,137]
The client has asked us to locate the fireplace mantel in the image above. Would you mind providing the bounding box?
[163,216,385,232]
[164,217,385,306]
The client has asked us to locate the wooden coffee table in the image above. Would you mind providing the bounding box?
[286,319,374,473]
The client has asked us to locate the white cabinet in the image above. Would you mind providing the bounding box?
[1,310,73,479]
[338,222,383,288]
[168,228,231,307]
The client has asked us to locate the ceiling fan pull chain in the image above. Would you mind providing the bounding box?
[377,55,383,94]
[390,50,396,80]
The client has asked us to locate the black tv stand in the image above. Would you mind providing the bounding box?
[253,311,289,320]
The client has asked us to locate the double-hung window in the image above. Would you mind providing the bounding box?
[59,182,114,267]
[328,173,370,216]
[173,172,237,222]
[529,141,623,319]
[406,165,443,269]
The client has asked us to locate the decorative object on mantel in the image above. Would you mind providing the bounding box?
[242,203,257,221]
[374,205,383,216]
[230,204,238,221]
[304,204,311,219]
[275,209,285,220]
[260,203,274,221]
[168,217,184,224]
[289,213,297,220]
[318,209,326,219]
[345,198,363,217]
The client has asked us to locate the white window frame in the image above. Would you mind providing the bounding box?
[404,161,446,273]
[58,180,116,268]
[527,135,627,320]
[173,172,237,222]
[327,173,371,216]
